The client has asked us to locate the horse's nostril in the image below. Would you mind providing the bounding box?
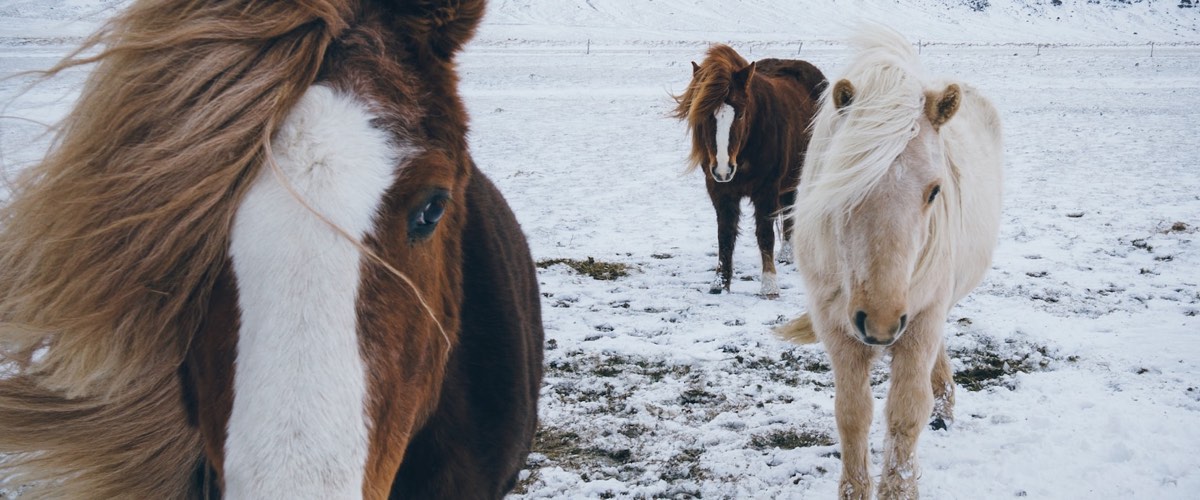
[898,314,908,334]
[854,310,867,336]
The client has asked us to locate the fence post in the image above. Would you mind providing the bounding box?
[1151,42,1155,58]
[798,41,803,54]
[586,39,590,55]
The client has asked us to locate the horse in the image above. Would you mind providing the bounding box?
[0,1,543,498]
[775,25,1003,499]
[673,44,826,298]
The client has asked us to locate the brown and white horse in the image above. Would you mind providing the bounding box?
[673,44,826,297]
[0,1,542,498]
[776,25,1003,499]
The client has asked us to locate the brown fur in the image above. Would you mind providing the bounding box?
[833,79,856,109]
[2,1,541,498]
[673,44,749,172]
[925,83,961,130]
[673,44,826,295]
[0,1,352,498]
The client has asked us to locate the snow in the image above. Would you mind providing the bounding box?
[2,1,1199,499]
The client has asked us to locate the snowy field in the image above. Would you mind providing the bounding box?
[2,1,1199,499]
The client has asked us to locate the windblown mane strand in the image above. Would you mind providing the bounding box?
[671,44,747,172]
[0,1,355,498]
[797,26,927,220]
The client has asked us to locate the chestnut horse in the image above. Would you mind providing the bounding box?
[776,25,1003,499]
[673,44,825,297]
[0,1,542,498]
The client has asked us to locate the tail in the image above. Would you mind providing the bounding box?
[773,313,819,344]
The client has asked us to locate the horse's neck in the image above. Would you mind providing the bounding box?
[922,91,1004,306]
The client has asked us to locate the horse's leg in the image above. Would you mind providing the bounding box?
[777,189,796,264]
[753,196,780,298]
[826,328,878,500]
[878,312,942,500]
[930,337,955,431]
[710,192,739,293]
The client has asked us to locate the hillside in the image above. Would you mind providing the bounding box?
[0,0,1196,45]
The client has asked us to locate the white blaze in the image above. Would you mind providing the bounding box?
[713,104,735,179]
[225,85,404,499]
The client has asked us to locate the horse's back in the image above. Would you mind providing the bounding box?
[945,83,1004,301]
[390,165,543,499]
[755,58,828,102]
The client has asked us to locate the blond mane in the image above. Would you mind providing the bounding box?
[671,44,747,172]
[795,26,926,220]
[0,1,354,497]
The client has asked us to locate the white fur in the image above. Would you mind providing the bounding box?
[713,104,735,181]
[790,25,1004,333]
[760,271,780,297]
[225,85,407,499]
[785,24,1004,497]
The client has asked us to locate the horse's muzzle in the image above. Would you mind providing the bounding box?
[711,164,738,183]
[853,310,908,346]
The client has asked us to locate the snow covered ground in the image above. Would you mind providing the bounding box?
[2,1,1198,499]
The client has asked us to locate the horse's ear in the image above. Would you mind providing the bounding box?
[691,61,701,76]
[732,61,756,89]
[832,79,854,109]
[925,83,961,130]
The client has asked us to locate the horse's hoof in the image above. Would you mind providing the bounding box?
[929,416,951,431]
[759,272,780,298]
[709,287,723,295]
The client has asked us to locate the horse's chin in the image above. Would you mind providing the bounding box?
[848,330,900,347]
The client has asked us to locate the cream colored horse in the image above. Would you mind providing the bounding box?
[776,25,1003,499]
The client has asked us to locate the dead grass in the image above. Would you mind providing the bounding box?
[537,257,630,280]
[749,429,835,450]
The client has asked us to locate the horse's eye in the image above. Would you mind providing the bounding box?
[408,190,449,241]
[927,185,941,204]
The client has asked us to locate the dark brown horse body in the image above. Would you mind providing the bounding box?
[0,1,541,499]
[675,45,826,297]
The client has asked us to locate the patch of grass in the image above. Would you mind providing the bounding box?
[679,387,721,405]
[749,429,835,450]
[951,335,1062,391]
[515,425,640,494]
[619,422,649,439]
[530,427,634,467]
[537,257,630,280]
[659,448,707,482]
[732,348,835,387]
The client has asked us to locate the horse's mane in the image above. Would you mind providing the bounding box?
[671,43,747,172]
[0,0,355,497]
[796,24,927,219]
